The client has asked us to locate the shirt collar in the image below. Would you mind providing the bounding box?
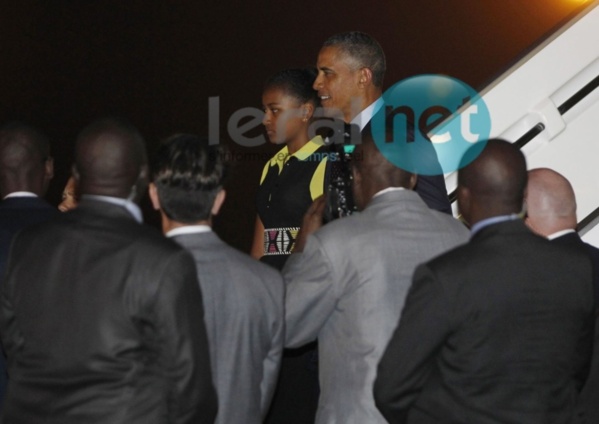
[269,136,324,173]
[470,214,521,237]
[3,191,38,200]
[81,194,144,223]
[547,228,576,240]
[350,97,384,131]
[166,225,212,238]
[373,187,405,199]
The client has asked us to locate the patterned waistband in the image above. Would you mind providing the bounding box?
[263,227,300,255]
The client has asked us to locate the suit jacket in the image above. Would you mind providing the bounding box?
[0,196,59,412]
[0,196,59,278]
[171,231,284,424]
[553,232,599,424]
[283,189,469,424]
[375,220,595,424]
[0,199,217,424]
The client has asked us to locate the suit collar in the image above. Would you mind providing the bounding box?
[0,196,53,210]
[470,218,530,241]
[170,229,222,249]
[80,194,143,223]
[365,188,425,211]
[551,231,582,245]
[75,198,139,222]
[470,214,521,236]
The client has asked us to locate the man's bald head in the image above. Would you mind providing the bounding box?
[525,168,577,237]
[0,122,53,198]
[352,131,416,210]
[74,118,148,201]
[457,139,527,225]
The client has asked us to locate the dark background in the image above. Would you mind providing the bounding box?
[0,0,588,251]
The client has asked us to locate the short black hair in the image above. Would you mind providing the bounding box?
[75,117,147,191]
[0,121,50,162]
[152,134,228,223]
[264,68,320,106]
[323,31,386,88]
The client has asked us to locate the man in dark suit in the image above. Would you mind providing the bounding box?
[525,167,599,424]
[0,122,57,275]
[0,118,217,424]
[313,31,451,214]
[374,139,595,423]
[0,122,59,410]
[149,134,284,424]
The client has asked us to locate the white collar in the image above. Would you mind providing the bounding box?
[350,97,384,131]
[547,228,576,240]
[166,225,212,238]
[372,187,405,199]
[3,192,38,200]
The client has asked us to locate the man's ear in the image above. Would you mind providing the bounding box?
[148,183,161,211]
[457,186,471,225]
[211,189,226,216]
[408,173,418,191]
[358,67,373,88]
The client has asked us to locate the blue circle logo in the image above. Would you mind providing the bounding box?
[370,74,491,175]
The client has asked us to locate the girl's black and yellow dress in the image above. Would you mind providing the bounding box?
[256,135,327,270]
[257,135,327,424]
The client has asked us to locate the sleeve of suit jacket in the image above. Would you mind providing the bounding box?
[155,249,218,423]
[374,263,451,423]
[260,271,285,416]
[283,233,337,348]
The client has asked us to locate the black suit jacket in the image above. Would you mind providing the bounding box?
[0,196,59,278]
[374,220,594,424]
[0,199,217,424]
[0,196,59,412]
[553,232,599,424]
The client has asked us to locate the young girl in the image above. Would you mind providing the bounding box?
[253,68,325,424]
[251,68,327,271]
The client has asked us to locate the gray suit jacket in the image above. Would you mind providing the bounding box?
[282,189,469,424]
[172,231,284,424]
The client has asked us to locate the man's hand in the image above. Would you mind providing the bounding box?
[293,196,326,253]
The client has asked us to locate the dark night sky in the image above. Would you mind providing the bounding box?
[0,0,588,251]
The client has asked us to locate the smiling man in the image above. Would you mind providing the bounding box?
[314,32,385,126]
[314,31,451,214]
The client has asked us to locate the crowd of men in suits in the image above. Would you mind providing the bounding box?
[0,31,598,424]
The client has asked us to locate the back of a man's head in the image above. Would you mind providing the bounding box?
[322,31,386,88]
[352,129,415,210]
[74,118,147,200]
[0,122,52,198]
[457,139,527,225]
[525,168,577,237]
[152,134,227,223]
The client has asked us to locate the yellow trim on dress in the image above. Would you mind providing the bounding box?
[259,136,325,184]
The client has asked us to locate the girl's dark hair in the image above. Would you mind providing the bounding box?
[264,68,320,106]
